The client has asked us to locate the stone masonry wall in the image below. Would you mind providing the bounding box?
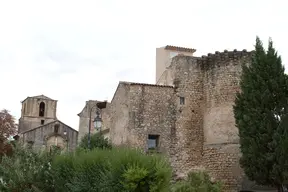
[107,49,254,191]
[78,100,111,143]
[203,144,242,192]
[127,83,175,154]
[202,50,252,145]
[169,56,205,177]
[166,50,253,191]
[201,50,253,191]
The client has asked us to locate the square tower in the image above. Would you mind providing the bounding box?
[18,95,57,133]
[156,45,196,85]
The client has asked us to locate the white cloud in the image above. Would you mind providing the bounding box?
[0,0,287,130]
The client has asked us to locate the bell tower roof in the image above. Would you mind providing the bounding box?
[21,94,57,103]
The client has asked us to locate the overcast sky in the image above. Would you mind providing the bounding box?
[0,0,286,130]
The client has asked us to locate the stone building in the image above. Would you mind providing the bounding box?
[77,100,110,143]
[78,46,254,191]
[18,95,78,151]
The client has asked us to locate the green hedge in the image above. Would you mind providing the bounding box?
[0,144,223,192]
[52,148,172,192]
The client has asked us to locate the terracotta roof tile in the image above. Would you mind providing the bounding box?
[165,45,196,53]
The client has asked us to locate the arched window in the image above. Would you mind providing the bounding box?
[39,102,45,117]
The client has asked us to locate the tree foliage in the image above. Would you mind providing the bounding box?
[233,36,288,188]
[0,109,17,140]
[0,144,57,192]
[0,140,13,162]
[79,132,112,150]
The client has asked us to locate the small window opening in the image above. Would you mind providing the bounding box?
[54,124,59,134]
[23,103,26,115]
[41,120,45,125]
[180,97,185,105]
[148,134,160,151]
[39,102,45,117]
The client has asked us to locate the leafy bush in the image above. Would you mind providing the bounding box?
[78,133,112,150]
[52,147,172,192]
[0,144,57,192]
[171,171,222,192]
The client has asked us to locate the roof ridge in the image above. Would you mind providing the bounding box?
[165,45,196,53]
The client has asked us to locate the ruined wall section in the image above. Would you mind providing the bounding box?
[201,50,253,191]
[202,50,251,145]
[169,56,205,177]
[127,83,175,153]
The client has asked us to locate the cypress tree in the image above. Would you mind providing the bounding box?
[233,37,288,189]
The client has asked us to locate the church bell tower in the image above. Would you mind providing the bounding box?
[18,95,57,133]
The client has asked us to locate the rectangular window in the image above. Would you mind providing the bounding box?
[180,97,185,105]
[148,134,160,150]
[41,120,45,125]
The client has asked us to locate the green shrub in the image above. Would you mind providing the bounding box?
[171,171,222,192]
[0,144,56,192]
[52,147,172,192]
[78,133,112,150]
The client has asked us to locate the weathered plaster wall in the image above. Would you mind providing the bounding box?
[22,120,78,151]
[19,97,57,133]
[22,97,57,118]
[77,100,110,143]
[156,46,195,84]
[109,83,130,145]
[19,118,55,134]
[156,68,174,86]
[100,103,111,140]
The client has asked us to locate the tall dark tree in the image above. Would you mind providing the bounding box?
[271,112,288,191]
[233,37,288,190]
